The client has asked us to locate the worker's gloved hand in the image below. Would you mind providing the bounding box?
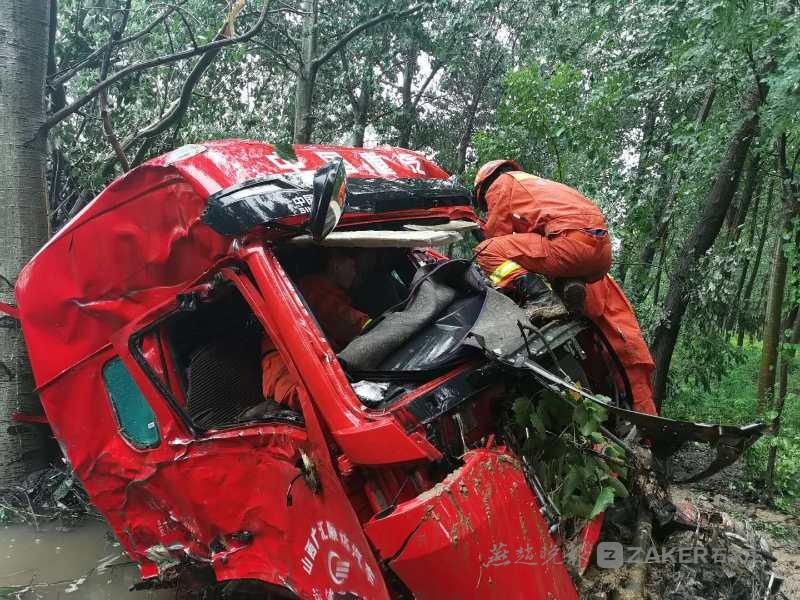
[512,273,568,322]
[554,278,587,314]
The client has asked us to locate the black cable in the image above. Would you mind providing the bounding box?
[519,321,571,380]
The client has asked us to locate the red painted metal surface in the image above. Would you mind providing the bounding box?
[365,448,578,599]
[0,301,19,319]
[11,140,581,598]
[10,411,48,424]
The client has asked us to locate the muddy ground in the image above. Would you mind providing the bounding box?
[670,443,800,599]
[0,519,174,599]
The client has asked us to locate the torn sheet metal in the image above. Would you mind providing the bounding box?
[471,325,766,483]
[364,448,577,599]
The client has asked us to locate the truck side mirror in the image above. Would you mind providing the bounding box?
[308,158,347,241]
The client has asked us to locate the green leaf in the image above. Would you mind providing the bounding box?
[512,397,532,426]
[589,486,617,519]
[603,475,629,498]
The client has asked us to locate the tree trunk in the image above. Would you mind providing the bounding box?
[455,79,486,174]
[0,0,51,485]
[293,0,319,144]
[725,150,760,242]
[717,150,762,329]
[615,101,658,286]
[760,132,800,410]
[651,233,669,306]
[757,236,789,410]
[349,69,372,147]
[650,83,762,409]
[765,308,800,498]
[724,178,763,332]
[350,114,367,147]
[397,44,416,148]
[628,146,672,305]
[626,85,717,299]
[738,182,774,346]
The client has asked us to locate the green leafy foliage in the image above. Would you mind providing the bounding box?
[668,341,800,513]
[510,390,628,521]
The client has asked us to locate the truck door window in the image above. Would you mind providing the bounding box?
[134,281,303,432]
[102,357,161,449]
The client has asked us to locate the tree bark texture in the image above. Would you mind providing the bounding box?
[650,83,762,409]
[738,182,774,346]
[757,235,789,410]
[397,44,417,148]
[0,0,51,485]
[293,0,319,144]
[455,78,488,174]
[760,133,800,410]
[349,69,372,147]
[724,177,763,332]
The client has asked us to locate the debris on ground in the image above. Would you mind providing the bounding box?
[0,464,99,526]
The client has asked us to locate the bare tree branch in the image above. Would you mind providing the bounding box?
[104,1,247,171]
[412,62,442,108]
[312,4,423,69]
[49,3,185,87]
[45,0,274,131]
[98,0,133,172]
[172,5,199,48]
[253,40,300,74]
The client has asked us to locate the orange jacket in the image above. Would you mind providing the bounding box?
[297,273,369,351]
[475,239,656,414]
[261,338,300,409]
[484,171,608,239]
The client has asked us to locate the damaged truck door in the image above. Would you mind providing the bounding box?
[106,266,390,598]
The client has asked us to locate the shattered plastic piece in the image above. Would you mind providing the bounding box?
[145,544,185,573]
[352,380,390,404]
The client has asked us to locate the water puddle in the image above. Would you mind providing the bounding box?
[0,520,173,599]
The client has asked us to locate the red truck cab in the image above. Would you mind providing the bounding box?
[13,140,579,599]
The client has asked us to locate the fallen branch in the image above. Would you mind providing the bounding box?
[98,0,133,172]
[45,0,273,131]
[111,1,246,170]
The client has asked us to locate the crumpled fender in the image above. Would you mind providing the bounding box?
[365,448,577,600]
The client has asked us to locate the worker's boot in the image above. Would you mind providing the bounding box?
[555,278,587,314]
[513,273,569,322]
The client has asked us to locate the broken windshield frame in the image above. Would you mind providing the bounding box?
[128,268,305,435]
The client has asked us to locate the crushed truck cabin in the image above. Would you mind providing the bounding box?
[1,140,770,599]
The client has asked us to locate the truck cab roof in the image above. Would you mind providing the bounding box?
[15,140,475,388]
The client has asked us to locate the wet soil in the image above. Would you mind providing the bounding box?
[0,519,174,599]
[671,442,800,599]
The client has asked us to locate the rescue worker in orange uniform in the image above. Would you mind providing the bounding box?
[473,160,657,415]
[259,249,368,412]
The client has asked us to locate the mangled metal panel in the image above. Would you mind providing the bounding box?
[365,448,578,599]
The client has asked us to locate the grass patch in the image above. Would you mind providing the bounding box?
[664,340,800,514]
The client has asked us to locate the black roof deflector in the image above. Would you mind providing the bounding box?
[201,176,472,236]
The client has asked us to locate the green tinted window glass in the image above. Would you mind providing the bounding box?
[102,358,160,448]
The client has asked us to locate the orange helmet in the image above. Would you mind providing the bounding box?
[473,159,522,209]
